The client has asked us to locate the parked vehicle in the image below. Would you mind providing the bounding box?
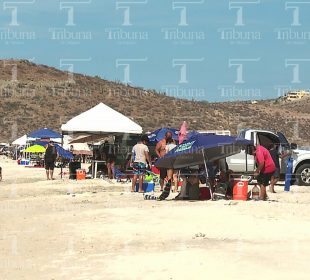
[0,145,12,157]
[226,129,310,186]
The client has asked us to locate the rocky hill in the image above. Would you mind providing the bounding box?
[0,59,309,145]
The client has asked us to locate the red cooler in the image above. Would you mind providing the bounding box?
[76,169,86,180]
[233,179,248,201]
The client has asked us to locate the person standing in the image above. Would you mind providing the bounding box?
[103,141,116,179]
[44,141,58,180]
[269,144,280,193]
[250,145,276,200]
[155,131,173,191]
[131,135,152,193]
[165,137,178,192]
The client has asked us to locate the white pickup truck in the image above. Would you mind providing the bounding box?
[226,129,310,186]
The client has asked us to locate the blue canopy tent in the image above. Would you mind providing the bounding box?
[29,129,67,177]
[28,128,62,139]
[155,134,253,169]
[148,128,179,142]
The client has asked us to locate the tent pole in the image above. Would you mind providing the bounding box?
[245,146,248,173]
[202,149,213,200]
[61,132,64,179]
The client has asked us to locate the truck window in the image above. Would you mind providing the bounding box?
[250,132,254,142]
[238,130,246,139]
[276,132,290,149]
[257,132,279,149]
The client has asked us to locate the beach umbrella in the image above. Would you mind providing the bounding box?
[24,145,46,153]
[155,134,253,169]
[148,128,179,142]
[28,128,62,139]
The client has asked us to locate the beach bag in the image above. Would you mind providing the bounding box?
[213,183,228,200]
[188,183,200,200]
[199,187,211,200]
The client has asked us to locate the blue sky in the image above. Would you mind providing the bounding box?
[1,0,310,102]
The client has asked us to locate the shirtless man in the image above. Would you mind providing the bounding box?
[155,131,172,191]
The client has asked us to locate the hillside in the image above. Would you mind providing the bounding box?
[0,59,309,145]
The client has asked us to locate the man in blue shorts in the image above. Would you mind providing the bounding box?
[131,135,152,193]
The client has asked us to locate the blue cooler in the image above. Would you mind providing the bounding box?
[135,182,155,192]
[20,159,30,166]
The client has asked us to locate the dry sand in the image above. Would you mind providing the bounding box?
[1,158,310,280]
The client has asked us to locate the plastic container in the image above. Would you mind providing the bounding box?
[76,169,86,180]
[233,179,248,201]
[251,184,260,200]
[20,159,30,166]
[177,179,183,192]
[135,182,155,192]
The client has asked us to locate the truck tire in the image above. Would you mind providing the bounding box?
[296,164,310,186]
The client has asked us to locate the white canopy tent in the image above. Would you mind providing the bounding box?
[12,134,28,146]
[61,103,143,137]
[61,103,142,178]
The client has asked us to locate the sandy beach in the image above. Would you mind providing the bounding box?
[1,158,310,280]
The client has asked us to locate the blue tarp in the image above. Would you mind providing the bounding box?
[28,128,62,139]
[148,128,179,142]
[155,134,253,169]
[33,141,74,160]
